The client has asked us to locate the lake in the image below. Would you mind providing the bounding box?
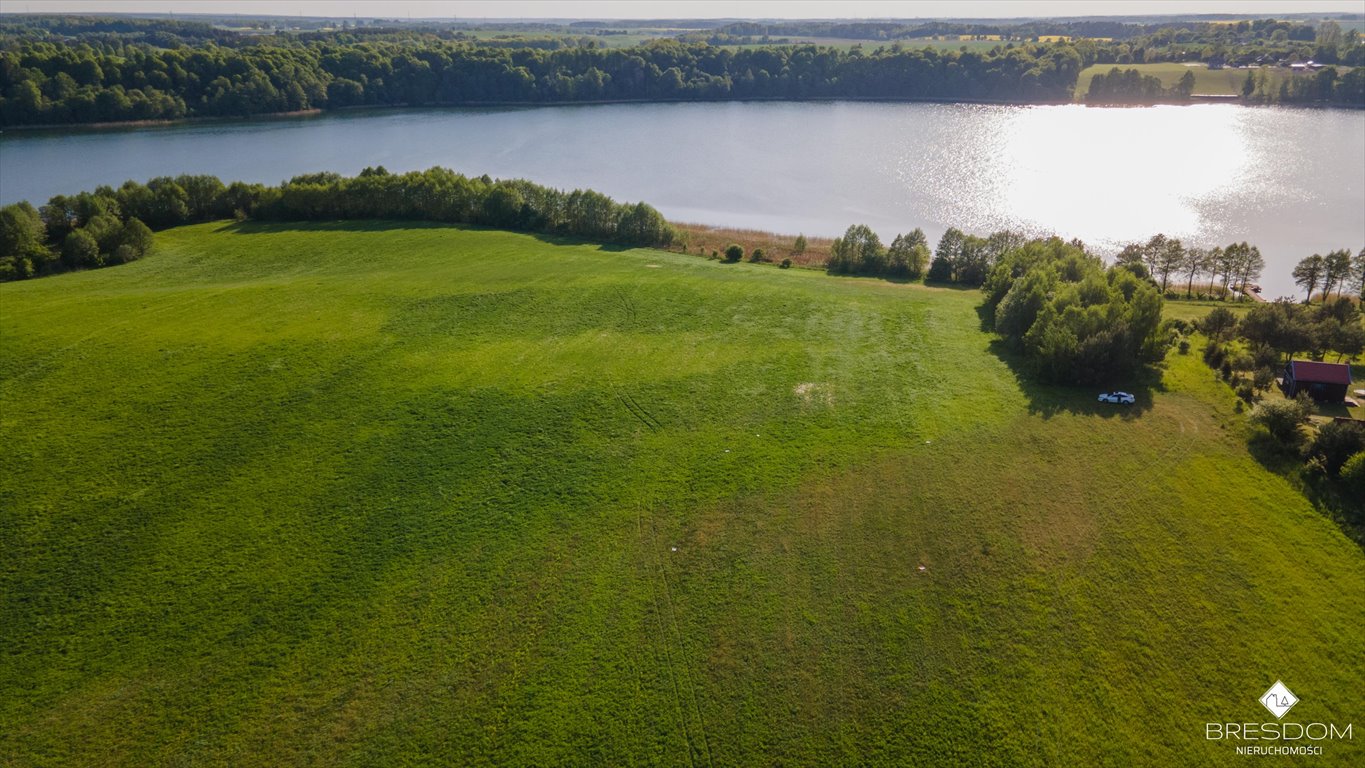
[2,101,1362,298]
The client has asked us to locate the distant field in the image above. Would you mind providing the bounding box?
[1075,62,1313,98]
[1161,297,1256,322]
[2,223,1362,766]
[456,28,670,48]
[722,36,1008,52]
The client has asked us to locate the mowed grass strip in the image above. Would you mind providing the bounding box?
[1,221,1361,766]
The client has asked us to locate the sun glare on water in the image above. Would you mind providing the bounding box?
[996,105,1250,248]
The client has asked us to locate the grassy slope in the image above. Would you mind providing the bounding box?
[1,222,1361,766]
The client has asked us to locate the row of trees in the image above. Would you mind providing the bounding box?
[0,38,1092,126]
[825,225,931,279]
[1112,234,1267,299]
[0,166,678,281]
[1201,299,1365,369]
[0,199,154,278]
[1291,249,1365,303]
[824,225,1047,285]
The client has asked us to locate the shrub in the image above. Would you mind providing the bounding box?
[1249,399,1312,444]
[793,234,807,254]
[1307,421,1365,476]
[1253,367,1277,392]
[1235,381,1258,404]
[724,244,743,263]
[749,248,765,263]
[1341,451,1365,496]
[1203,341,1226,368]
[1178,338,1191,355]
[780,258,792,269]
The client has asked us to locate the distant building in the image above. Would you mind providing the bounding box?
[1281,360,1353,402]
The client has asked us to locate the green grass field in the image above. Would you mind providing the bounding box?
[2,222,1362,766]
[1075,62,1311,98]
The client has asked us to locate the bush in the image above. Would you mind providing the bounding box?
[1250,399,1312,444]
[779,258,792,269]
[1341,451,1365,496]
[1235,381,1258,404]
[793,234,807,254]
[1203,342,1226,368]
[749,248,765,263]
[1307,421,1365,476]
[724,244,743,263]
[1178,338,1191,355]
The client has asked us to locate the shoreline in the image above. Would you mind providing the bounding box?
[7,92,1355,134]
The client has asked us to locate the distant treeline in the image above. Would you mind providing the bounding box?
[824,223,1036,286]
[0,166,677,281]
[4,14,1365,126]
[0,39,1087,126]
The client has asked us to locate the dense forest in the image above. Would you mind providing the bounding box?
[2,13,1363,126]
[0,37,1088,126]
[0,167,677,281]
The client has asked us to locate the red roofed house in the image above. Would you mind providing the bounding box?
[1281,359,1353,403]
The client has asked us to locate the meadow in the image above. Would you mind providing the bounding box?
[1,222,1362,766]
[1075,61,1309,98]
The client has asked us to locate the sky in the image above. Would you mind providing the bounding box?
[5,1,1364,20]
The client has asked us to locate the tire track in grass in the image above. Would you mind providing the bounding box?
[640,503,698,768]
[613,383,663,433]
[649,512,715,768]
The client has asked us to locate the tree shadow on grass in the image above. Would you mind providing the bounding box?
[1245,430,1306,476]
[214,219,638,253]
[987,338,1164,420]
[922,279,986,292]
[215,219,456,235]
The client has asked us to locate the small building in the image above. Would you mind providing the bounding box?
[1282,360,1353,402]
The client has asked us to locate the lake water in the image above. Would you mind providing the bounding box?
[2,101,1362,297]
